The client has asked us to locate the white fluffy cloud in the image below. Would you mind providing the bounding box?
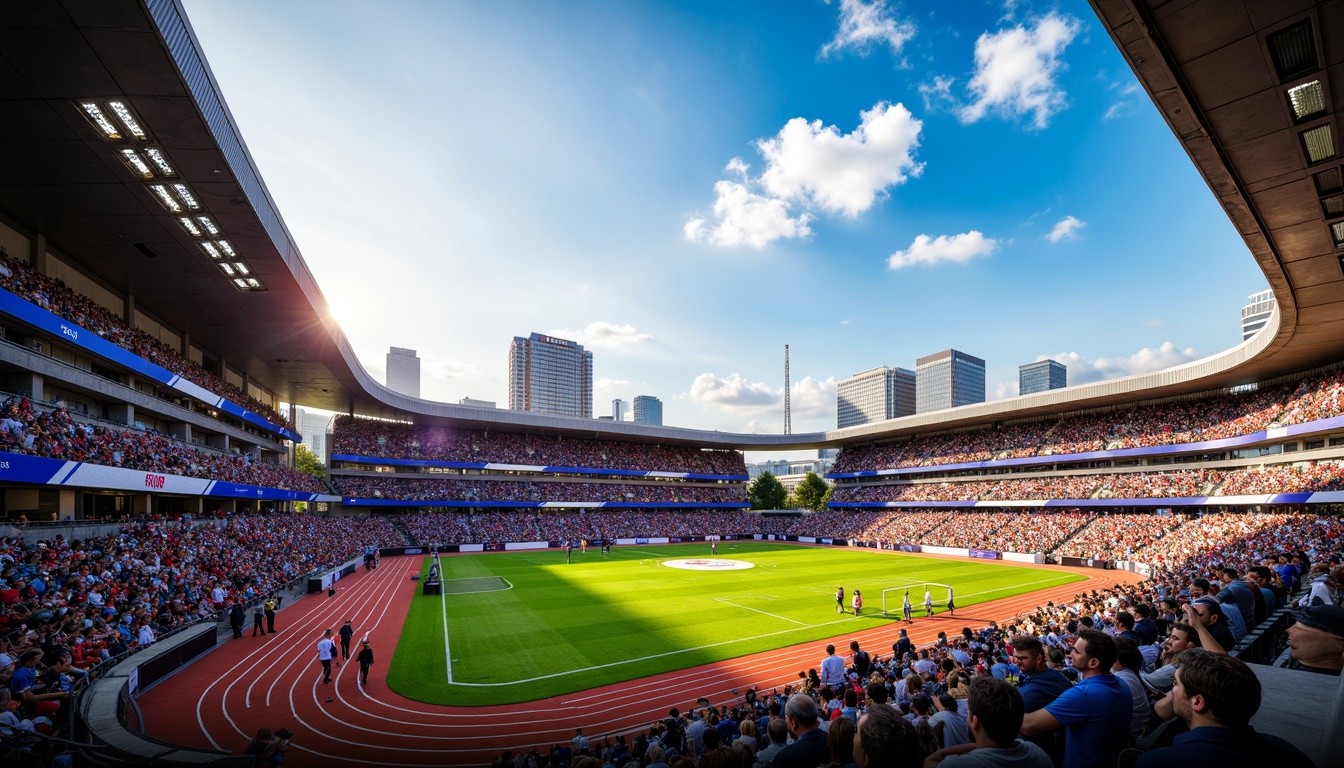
[758,102,924,218]
[682,374,837,421]
[957,13,1082,129]
[683,180,813,249]
[819,0,916,59]
[1047,343,1204,385]
[1103,82,1142,121]
[887,230,998,269]
[1046,215,1085,243]
[547,322,653,349]
[685,373,780,407]
[686,102,923,248]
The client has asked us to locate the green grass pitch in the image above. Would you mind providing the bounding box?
[386,542,1084,705]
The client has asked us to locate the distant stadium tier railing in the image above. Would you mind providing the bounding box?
[827,413,1344,480]
[0,287,301,442]
[345,498,750,508]
[0,450,338,501]
[331,453,749,481]
[828,492,1344,508]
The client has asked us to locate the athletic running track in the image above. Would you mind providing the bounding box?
[140,548,1143,767]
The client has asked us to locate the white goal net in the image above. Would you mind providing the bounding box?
[881,582,954,617]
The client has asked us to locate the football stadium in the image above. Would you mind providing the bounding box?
[1,1,1343,767]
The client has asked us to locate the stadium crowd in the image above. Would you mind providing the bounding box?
[830,462,1342,504]
[400,510,761,545]
[332,416,746,476]
[336,476,745,505]
[831,365,1344,474]
[0,252,293,432]
[0,396,325,493]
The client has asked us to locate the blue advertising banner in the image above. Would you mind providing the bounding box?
[0,288,300,442]
[968,548,1000,560]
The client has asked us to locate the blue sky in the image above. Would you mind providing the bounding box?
[182,0,1266,439]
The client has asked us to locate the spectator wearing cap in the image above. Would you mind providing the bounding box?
[1137,650,1314,767]
[1287,605,1344,675]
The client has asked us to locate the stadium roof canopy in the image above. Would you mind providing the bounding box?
[0,0,1341,450]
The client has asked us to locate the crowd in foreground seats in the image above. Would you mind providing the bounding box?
[332,415,747,476]
[832,366,1344,474]
[336,476,744,505]
[0,397,324,493]
[0,252,293,432]
[1053,514,1185,561]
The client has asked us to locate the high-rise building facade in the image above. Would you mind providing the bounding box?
[633,395,663,426]
[385,347,421,398]
[836,366,915,428]
[1019,359,1068,395]
[1241,289,1276,340]
[915,349,986,413]
[612,399,626,421]
[507,333,593,417]
[293,408,329,462]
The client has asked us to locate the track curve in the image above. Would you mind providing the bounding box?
[140,549,1142,767]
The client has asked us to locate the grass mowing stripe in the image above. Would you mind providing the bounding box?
[387,542,1085,705]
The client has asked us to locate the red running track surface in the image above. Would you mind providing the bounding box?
[139,549,1142,767]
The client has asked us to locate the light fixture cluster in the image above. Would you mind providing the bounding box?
[77,99,266,292]
[1265,20,1343,254]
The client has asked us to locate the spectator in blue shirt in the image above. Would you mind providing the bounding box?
[1021,630,1132,768]
[1136,649,1314,768]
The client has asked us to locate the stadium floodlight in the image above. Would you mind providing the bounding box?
[1301,125,1336,164]
[1267,19,1317,81]
[1288,81,1326,121]
[172,184,200,210]
[196,216,220,236]
[216,239,237,257]
[232,261,251,276]
[178,216,202,236]
[119,149,154,179]
[148,184,182,213]
[200,241,222,259]
[232,278,249,290]
[144,147,176,177]
[1315,166,1342,195]
[107,101,147,140]
[79,102,121,139]
[1332,220,1344,248]
[245,277,262,289]
[218,261,237,276]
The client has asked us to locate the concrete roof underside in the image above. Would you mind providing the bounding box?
[0,0,1341,451]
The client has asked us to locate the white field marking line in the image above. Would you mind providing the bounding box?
[199,555,414,750]
[238,557,1100,741]
[713,596,811,626]
[276,564,1104,745]
[243,556,410,709]
[443,611,865,688]
[439,557,452,684]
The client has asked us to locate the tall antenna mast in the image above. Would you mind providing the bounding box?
[784,344,792,435]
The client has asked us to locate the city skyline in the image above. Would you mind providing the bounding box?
[183,0,1266,436]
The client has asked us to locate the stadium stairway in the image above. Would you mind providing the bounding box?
[392,516,417,546]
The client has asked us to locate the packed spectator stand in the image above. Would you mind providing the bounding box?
[0,395,324,494]
[0,253,293,433]
[332,415,747,476]
[336,476,745,505]
[831,365,1344,474]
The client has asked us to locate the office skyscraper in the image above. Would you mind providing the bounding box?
[612,399,627,421]
[1019,359,1067,395]
[1241,289,1276,340]
[836,366,915,428]
[915,349,986,413]
[385,346,421,398]
[508,333,593,417]
[633,395,663,426]
[293,408,329,462]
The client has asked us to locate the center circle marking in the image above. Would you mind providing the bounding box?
[662,558,755,571]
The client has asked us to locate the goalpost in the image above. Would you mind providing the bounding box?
[881,582,955,617]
